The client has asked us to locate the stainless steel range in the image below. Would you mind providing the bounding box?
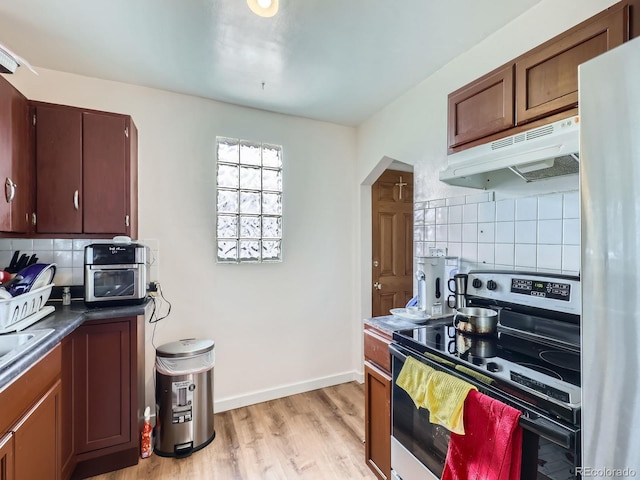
[390,270,581,480]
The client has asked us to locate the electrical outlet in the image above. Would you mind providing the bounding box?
[429,247,447,257]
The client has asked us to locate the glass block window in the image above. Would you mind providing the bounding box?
[216,137,283,263]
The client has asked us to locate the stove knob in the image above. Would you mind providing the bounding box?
[472,278,482,289]
[486,362,501,372]
[487,280,497,291]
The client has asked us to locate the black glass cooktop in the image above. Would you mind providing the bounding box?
[393,316,581,424]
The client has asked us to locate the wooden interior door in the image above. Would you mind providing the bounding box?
[371,169,413,317]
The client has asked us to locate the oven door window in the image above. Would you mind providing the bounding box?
[392,354,449,477]
[92,270,136,298]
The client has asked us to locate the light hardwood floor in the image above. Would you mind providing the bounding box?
[90,381,376,479]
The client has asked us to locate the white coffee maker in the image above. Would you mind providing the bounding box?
[415,256,459,318]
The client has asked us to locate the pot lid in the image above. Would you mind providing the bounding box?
[156,338,214,358]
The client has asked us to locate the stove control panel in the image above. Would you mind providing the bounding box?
[466,270,581,315]
[511,278,571,301]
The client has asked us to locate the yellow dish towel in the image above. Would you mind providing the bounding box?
[397,356,477,435]
[396,356,435,408]
[425,371,477,435]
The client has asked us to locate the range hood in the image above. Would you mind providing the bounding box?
[440,116,580,189]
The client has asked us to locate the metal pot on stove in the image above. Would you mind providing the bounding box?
[456,330,497,358]
[453,307,498,335]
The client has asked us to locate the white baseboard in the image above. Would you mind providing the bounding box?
[214,370,362,413]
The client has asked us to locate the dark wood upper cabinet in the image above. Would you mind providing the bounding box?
[33,102,138,237]
[447,1,631,151]
[0,76,34,234]
[515,3,628,124]
[447,64,514,149]
[34,104,83,234]
[83,112,133,235]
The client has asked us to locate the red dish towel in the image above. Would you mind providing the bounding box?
[442,389,523,480]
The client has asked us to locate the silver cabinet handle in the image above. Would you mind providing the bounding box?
[374,282,382,290]
[73,190,79,210]
[32,212,37,226]
[125,215,130,227]
[5,177,16,203]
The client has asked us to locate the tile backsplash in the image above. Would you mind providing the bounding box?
[0,238,160,286]
[414,190,580,275]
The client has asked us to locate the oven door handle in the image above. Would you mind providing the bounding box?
[389,343,577,450]
[518,415,574,449]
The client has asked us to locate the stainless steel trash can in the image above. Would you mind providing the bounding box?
[155,338,215,457]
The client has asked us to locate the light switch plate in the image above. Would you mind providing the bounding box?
[429,247,447,257]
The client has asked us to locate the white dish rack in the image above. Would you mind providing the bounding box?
[0,284,55,333]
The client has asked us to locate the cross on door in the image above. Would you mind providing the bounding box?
[395,176,408,199]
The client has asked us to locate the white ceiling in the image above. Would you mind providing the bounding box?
[0,0,542,126]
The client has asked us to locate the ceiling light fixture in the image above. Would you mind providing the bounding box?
[247,0,279,17]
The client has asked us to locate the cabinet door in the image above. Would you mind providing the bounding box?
[0,77,32,233]
[35,104,83,233]
[0,78,11,231]
[74,321,131,453]
[0,433,14,480]
[13,380,61,480]
[11,93,34,234]
[516,3,628,124]
[364,361,391,480]
[447,64,514,148]
[60,336,76,479]
[83,112,130,235]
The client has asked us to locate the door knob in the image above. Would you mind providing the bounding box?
[373,260,379,268]
[373,282,382,290]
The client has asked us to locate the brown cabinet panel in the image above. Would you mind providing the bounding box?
[61,336,76,480]
[364,328,392,372]
[516,3,628,123]
[35,104,83,233]
[364,362,391,480]
[0,77,33,233]
[70,315,144,479]
[13,379,61,480]
[83,112,129,234]
[447,64,514,148]
[74,320,131,453]
[0,433,14,480]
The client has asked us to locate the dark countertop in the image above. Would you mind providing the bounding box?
[0,299,152,391]
[364,314,429,335]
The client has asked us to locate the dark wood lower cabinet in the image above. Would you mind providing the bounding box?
[0,344,62,480]
[364,323,393,480]
[63,315,144,480]
[13,380,62,480]
[364,362,391,480]
[0,433,14,480]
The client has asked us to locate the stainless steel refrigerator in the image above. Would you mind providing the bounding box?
[580,35,640,473]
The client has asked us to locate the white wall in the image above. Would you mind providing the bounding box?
[7,68,359,411]
[355,0,618,320]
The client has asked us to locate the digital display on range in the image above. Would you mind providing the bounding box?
[510,278,571,301]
